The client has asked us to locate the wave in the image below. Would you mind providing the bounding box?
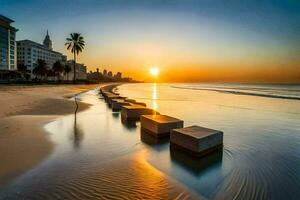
[171,86,300,100]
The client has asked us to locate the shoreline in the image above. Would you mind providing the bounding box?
[1,82,202,199]
[0,83,103,187]
[0,82,203,199]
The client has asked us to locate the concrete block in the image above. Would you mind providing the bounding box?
[102,92,116,102]
[132,102,147,107]
[125,99,136,103]
[107,96,126,106]
[170,126,223,156]
[141,115,183,137]
[121,105,159,120]
[111,99,132,111]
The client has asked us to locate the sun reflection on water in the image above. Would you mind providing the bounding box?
[152,83,158,110]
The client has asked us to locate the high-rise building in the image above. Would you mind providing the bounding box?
[103,69,107,76]
[114,72,122,80]
[17,31,67,73]
[0,15,17,71]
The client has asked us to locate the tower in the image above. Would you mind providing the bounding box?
[43,30,52,50]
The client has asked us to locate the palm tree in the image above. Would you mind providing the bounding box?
[52,60,63,81]
[33,59,48,80]
[64,64,72,81]
[65,33,85,82]
[17,63,28,79]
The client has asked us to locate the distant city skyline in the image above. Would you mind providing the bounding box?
[1,0,299,82]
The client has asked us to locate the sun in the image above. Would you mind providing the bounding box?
[150,67,159,77]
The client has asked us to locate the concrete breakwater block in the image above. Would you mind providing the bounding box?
[100,88,109,94]
[110,98,125,106]
[121,106,159,120]
[111,99,132,111]
[104,94,119,103]
[124,99,146,107]
[170,126,223,156]
[125,99,136,103]
[132,102,147,107]
[102,92,115,100]
[141,115,183,137]
[107,96,126,106]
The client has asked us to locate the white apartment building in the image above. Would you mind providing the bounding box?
[17,31,66,73]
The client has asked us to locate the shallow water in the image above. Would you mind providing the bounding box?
[117,83,300,200]
[0,88,196,200]
[0,83,300,200]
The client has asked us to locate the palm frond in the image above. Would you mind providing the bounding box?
[65,32,85,58]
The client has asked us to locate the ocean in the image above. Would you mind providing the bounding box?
[1,83,299,200]
[118,83,300,199]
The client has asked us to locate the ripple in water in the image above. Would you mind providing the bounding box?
[1,85,300,200]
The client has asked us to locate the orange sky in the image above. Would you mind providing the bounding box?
[7,0,299,83]
[66,44,300,83]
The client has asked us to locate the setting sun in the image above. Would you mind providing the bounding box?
[150,67,159,77]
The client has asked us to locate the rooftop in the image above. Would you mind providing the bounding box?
[17,40,63,55]
[0,15,17,31]
[0,15,14,23]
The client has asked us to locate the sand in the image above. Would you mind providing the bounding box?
[0,84,202,199]
[0,84,98,186]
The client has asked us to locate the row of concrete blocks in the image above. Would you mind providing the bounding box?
[100,88,223,157]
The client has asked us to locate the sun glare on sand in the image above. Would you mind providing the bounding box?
[150,67,159,77]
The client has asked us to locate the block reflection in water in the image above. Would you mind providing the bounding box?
[140,128,169,146]
[121,115,138,130]
[170,145,223,176]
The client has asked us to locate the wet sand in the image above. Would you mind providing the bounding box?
[0,84,98,186]
[0,83,202,199]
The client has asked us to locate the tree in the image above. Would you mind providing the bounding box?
[33,59,48,80]
[65,33,85,82]
[64,64,71,81]
[52,60,63,81]
[17,63,28,79]
[47,69,55,80]
[17,63,27,73]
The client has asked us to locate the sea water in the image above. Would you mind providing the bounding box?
[0,83,299,200]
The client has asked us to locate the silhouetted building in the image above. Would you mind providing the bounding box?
[87,68,103,82]
[43,30,52,50]
[123,77,133,82]
[114,72,122,80]
[103,69,107,77]
[65,60,87,81]
[0,15,17,71]
[107,71,112,78]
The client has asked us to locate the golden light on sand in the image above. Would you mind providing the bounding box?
[150,67,159,77]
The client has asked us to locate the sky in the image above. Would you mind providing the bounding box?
[1,0,299,82]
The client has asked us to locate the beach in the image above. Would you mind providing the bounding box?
[0,83,299,199]
[0,83,199,200]
[0,84,96,186]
